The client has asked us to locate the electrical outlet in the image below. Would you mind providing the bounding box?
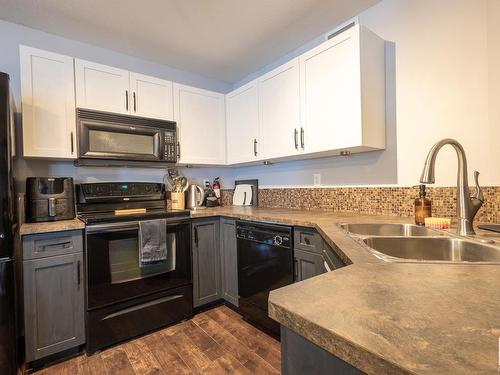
[203,179,210,187]
[313,174,321,186]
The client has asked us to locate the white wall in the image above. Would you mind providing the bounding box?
[488,0,500,185]
[233,0,499,188]
[0,19,234,190]
[360,0,491,187]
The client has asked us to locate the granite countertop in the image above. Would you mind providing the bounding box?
[192,206,500,374]
[19,218,85,235]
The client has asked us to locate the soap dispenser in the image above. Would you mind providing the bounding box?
[414,184,432,225]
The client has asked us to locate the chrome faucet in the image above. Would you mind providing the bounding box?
[420,138,484,236]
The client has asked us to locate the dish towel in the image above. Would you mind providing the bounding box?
[139,219,167,266]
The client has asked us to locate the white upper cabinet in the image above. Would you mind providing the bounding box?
[75,59,130,114]
[173,84,226,165]
[129,72,173,120]
[299,24,386,155]
[75,60,174,120]
[20,46,77,159]
[259,59,301,160]
[226,80,260,164]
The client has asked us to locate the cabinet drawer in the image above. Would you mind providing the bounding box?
[294,227,325,253]
[23,230,83,260]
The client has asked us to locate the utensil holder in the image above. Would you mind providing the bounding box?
[171,192,185,210]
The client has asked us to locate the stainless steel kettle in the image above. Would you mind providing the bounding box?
[185,185,205,210]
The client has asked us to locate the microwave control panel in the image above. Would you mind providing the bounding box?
[164,131,177,162]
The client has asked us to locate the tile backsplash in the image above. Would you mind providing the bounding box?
[220,186,500,223]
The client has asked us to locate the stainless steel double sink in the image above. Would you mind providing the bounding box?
[339,223,500,264]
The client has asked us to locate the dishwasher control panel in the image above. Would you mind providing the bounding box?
[236,222,292,248]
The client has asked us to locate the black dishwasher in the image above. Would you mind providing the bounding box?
[237,221,293,335]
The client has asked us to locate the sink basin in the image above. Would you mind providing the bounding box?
[340,223,440,237]
[363,237,500,263]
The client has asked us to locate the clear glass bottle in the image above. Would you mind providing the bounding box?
[414,184,432,226]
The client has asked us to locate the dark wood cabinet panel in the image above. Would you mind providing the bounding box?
[192,219,221,307]
[220,218,238,307]
[23,252,85,361]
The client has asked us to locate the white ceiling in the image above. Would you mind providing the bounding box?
[0,0,380,83]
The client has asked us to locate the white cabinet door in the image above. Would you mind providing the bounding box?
[129,73,173,120]
[75,59,130,114]
[299,26,362,153]
[226,81,260,164]
[259,59,301,159]
[173,84,226,165]
[20,46,77,159]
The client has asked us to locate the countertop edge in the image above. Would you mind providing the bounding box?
[19,218,85,236]
[268,302,414,375]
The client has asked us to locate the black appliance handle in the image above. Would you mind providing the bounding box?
[70,132,74,154]
[177,142,181,161]
[85,218,190,234]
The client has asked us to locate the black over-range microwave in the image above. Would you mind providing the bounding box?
[77,108,178,163]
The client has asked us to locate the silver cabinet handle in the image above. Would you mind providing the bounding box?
[300,127,305,149]
[133,92,137,112]
[294,129,298,150]
[125,90,129,111]
[253,139,258,157]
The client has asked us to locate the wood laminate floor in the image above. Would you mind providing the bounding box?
[33,305,281,375]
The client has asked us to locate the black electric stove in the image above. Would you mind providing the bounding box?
[76,182,190,224]
[77,182,193,354]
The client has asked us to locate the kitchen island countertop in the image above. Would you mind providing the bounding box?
[192,206,500,375]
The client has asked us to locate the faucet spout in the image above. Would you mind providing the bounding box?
[419,139,482,236]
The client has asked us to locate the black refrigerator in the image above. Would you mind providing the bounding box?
[0,72,17,375]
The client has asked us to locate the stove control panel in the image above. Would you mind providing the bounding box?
[77,182,164,203]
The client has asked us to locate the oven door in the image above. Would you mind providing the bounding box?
[85,219,191,310]
[79,119,164,161]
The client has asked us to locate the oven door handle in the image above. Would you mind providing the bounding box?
[86,222,140,233]
[85,218,190,233]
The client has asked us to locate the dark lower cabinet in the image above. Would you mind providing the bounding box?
[281,326,365,375]
[220,218,238,307]
[21,230,85,363]
[294,227,345,282]
[294,249,327,282]
[192,218,221,307]
[23,252,85,362]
